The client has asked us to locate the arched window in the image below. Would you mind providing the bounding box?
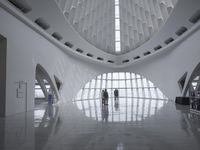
[73,72,169,122]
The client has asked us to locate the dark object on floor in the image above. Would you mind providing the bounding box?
[175,97,190,105]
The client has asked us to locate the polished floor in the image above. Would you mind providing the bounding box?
[0,99,200,150]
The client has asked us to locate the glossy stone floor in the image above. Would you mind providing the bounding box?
[0,99,200,150]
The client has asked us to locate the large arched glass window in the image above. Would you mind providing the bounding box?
[73,72,169,122]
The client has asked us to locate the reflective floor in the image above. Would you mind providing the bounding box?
[73,97,169,122]
[1,99,200,150]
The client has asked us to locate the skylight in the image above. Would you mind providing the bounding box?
[115,0,121,53]
[56,0,178,54]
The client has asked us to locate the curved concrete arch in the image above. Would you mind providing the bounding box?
[183,62,200,96]
[1,0,199,67]
[35,64,59,103]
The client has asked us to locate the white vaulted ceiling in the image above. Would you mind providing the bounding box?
[55,0,178,55]
[119,0,178,53]
[56,0,115,54]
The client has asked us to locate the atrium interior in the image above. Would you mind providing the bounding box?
[0,0,200,150]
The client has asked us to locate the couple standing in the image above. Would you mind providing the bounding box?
[102,89,119,105]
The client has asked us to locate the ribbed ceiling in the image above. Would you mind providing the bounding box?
[55,0,178,55]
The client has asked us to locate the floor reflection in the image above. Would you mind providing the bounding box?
[34,103,61,150]
[34,103,58,128]
[117,143,124,150]
[1,101,200,150]
[73,97,169,122]
[175,104,200,140]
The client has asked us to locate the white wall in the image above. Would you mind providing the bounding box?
[0,8,110,116]
[122,28,200,100]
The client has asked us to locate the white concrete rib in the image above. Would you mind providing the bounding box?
[55,0,178,55]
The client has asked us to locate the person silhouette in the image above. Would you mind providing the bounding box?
[114,89,119,101]
[104,89,109,105]
[101,90,105,105]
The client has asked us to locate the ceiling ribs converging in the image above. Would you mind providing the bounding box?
[55,0,178,55]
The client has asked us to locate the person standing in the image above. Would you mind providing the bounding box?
[104,89,109,105]
[101,90,105,105]
[114,88,119,101]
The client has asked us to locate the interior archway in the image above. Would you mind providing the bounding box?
[73,72,170,122]
[34,64,58,106]
[184,62,200,97]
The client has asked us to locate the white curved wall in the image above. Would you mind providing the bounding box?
[0,7,109,116]
[122,28,200,100]
[71,26,200,101]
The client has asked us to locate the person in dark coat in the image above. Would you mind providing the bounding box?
[104,89,109,105]
[114,89,119,101]
[101,90,105,105]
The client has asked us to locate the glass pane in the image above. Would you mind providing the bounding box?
[115,5,120,18]
[90,79,95,88]
[144,88,149,98]
[131,73,135,79]
[85,82,90,88]
[107,73,112,79]
[115,0,119,5]
[35,85,41,89]
[115,19,120,30]
[149,81,154,87]
[127,89,132,97]
[96,80,101,88]
[120,89,126,97]
[107,80,112,88]
[138,89,143,97]
[102,73,107,79]
[132,80,136,88]
[35,89,45,98]
[157,89,164,99]
[119,80,125,88]
[102,80,106,89]
[113,72,118,79]
[150,88,156,98]
[45,85,50,89]
[97,75,101,79]
[89,89,94,99]
[136,74,140,78]
[126,73,131,79]
[113,80,118,88]
[75,90,82,100]
[133,89,138,97]
[95,89,100,98]
[143,78,147,87]
[126,80,131,88]
[115,30,120,41]
[83,89,89,99]
[137,79,142,88]
[119,72,125,79]
[115,41,121,52]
